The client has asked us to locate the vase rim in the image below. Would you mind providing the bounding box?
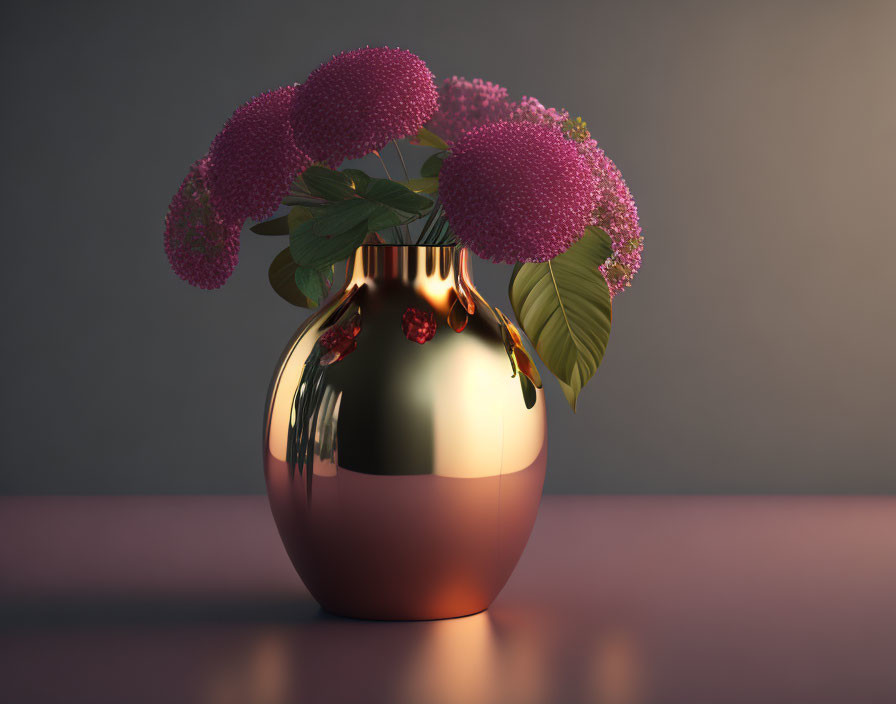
[360,243,457,248]
[347,243,471,285]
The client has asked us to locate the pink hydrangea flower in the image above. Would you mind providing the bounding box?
[587,146,643,296]
[439,121,597,264]
[290,47,438,166]
[511,96,568,128]
[207,85,310,223]
[164,157,242,290]
[425,76,515,145]
[509,99,643,296]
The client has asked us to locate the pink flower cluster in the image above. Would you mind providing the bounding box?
[164,157,241,290]
[425,77,514,145]
[512,100,642,295]
[431,77,642,294]
[439,121,597,264]
[511,96,568,128]
[207,85,309,223]
[290,47,438,166]
[588,148,642,297]
[166,48,439,289]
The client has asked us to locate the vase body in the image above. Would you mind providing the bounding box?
[263,245,547,620]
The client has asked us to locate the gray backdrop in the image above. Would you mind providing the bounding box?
[2,0,894,494]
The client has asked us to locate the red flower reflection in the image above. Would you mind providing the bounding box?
[401,307,437,344]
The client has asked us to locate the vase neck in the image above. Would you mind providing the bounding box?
[347,245,472,287]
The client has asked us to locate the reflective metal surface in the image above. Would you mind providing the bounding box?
[263,246,547,620]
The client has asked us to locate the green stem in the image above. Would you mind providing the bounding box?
[393,140,411,181]
[375,151,393,180]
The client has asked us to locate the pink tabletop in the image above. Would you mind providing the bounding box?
[2,496,895,704]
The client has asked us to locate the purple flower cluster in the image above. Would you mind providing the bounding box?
[207,85,309,223]
[290,47,438,166]
[439,121,597,264]
[163,49,641,296]
[431,77,642,294]
[588,147,642,296]
[511,96,568,128]
[425,77,514,145]
[164,157,241,290]
[513,104,642,295]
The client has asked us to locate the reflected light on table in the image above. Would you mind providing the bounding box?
[588,629,647,704]
[398,612,500,704]
[201,628,291,704]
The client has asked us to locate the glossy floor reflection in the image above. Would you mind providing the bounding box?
[1,603,647,704]
[2,496,896,703]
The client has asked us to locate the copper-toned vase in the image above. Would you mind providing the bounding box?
[263,245,547,620]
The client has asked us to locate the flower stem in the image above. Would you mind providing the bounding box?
[374,151,393,180]
[393,140,410,181]
[416,196,441,244]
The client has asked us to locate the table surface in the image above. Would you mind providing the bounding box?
[1,496,895,704]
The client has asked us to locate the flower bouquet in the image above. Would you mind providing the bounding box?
[165,46,644,618]
[165,46,642,410]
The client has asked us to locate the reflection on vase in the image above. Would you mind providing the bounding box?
[263,245,547,620]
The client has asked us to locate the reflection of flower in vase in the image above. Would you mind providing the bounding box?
[402,307,437,344]
[319,316,361,365]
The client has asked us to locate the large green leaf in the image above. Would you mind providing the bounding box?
[294,264,335,304]
[302,166,356,200]
[302,199,380,237]
[413,127,449,150]
[342,168,371,194]
[420,153,445,178]
[268,248,333,308]
[399,177,439,194]
[290,219,369,269]
[286,166,433,272]
[287,205,314,232]
[508,230,612,411]
[249,215,289,236]
[367,204,415,231]
[364,178,433,215]
[584,225,613,262]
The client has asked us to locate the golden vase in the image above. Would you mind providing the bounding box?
[263,245,547,620]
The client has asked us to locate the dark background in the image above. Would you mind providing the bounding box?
[1,0,893,494]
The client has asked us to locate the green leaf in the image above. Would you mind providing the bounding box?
[282,194,326,207]
[508,230,612,411]
[367,204,407,231]
[417,218,456,246]
[557,378,580,412]
[291,219,369,269]
[294,264,335,305]
[287,205,314,232]
[365,178,433,214]
[342,168,371,194]
[584,225,613,262]
[421,153,445,178]
[305,199,379,237]
[399,177,439,194]
[302,166,356,200]
[268,247,332,308]
[413,126,449,150]
[250,216,289,236]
